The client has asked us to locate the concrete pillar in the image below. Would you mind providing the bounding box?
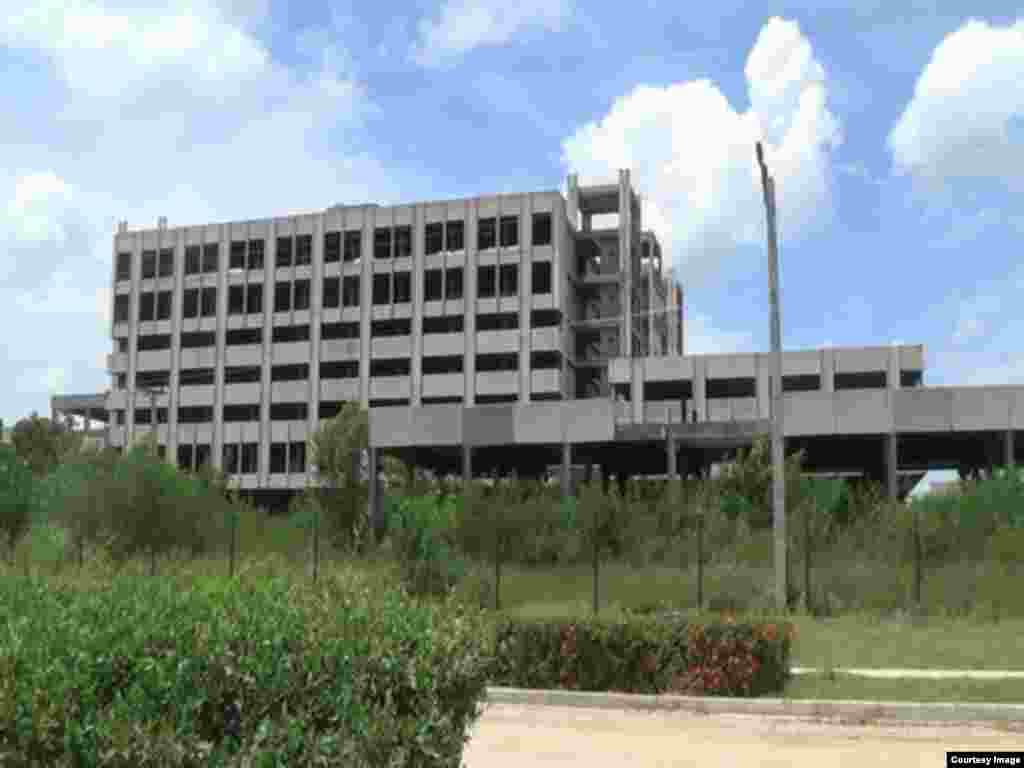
[367,445,379,529]
[259,222,276,485]
[462,443,472,491]
[566,174,580,231]
[212,223,227,470]
[520,195,532,403]
[465,201,477,405]
[560,442,572,500]
[1006,429,1016,469]
[694,358,707,423]
[167,226,184,466]
[359,207,373,408]
[888,346,901,390]
[667,429,677,479]
[309,213,324,440]
[886,433,898,502]
[821,349,835,393]
[631,358,643,422]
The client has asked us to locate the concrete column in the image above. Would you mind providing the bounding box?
[560,442,572,500]
[821,349,835,393]
[411,203,423,406]
[667,429,677,479]
[888,346,901,390]
[359,207,373,408]
[309,214,324,439]
[462,443,472,490]
[1006,429,1016,469]
[619,169,632,358]
[126,239,141,447]
[367,445,379,529]
[886,433,899,502]
[694,357,707,423]
[632,358,643,422]
[756,354,771,419]
[566,174,579,230]
[258,223,276,485]
[168,227,184,463]
[212,223,227,470]
[465,201,478,406]
[520,195,532,403]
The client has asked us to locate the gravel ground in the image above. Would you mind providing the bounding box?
[463,703,1024,767]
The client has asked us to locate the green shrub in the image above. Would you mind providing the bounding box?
[0,566,492,766]
[389,494,466,597]
[489,615,792,697]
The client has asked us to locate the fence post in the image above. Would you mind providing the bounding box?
[313,497,321,584]
[696,507,704,611]
[592,491,600,615]
[493,497,502,612]
[912,502,922,612]
[229,507,238,579]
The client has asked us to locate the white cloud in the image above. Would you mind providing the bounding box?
[0,1,413,424]
[561,17,842,282]
[889,18,1024,189]
[3,0,269,108]
[4,171,72,244]
[411,0,572,67]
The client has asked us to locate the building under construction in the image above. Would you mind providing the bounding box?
[52,169,1021,509]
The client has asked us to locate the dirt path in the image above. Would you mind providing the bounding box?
[464,703,1024,767]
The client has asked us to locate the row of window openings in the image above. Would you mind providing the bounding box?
[123,350,562,391]
[637,371,920,401]
[116,214,556,282]
[115,263,554,324]
[128,308,561,350]
[175,443,307,475]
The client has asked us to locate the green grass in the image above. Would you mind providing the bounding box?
[783,673,1024,705]
[786,614,1024,672]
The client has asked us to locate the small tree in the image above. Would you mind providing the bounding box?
[11,412,82,477]
[0,445,34,562]
[309,402,371,550]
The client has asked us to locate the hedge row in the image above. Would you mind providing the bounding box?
[0,570,492,767]
[489,615,793,697]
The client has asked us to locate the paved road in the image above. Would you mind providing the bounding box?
[464,703,1024,767]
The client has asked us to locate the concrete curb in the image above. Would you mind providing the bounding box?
[791,667,1024,679]
[485,687,1024,726]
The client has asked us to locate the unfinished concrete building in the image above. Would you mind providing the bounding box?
[52,169,1021,509]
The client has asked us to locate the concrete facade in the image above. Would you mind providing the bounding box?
[91,174,682,491]
[52,168,1023,505]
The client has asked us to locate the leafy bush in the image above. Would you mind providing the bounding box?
[0,566,492,766]
[489,615,792,697]
[389,494,466,597]
[0,444,34,561]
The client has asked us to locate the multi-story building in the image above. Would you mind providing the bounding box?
[98,171,680,490]
[51,168,1021,508]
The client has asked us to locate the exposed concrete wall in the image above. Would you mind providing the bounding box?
[370,400,615,448]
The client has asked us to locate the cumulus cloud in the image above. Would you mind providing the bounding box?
[0,0,410,423]
[562,17,841,281]
[411,0,572,67]
[889,18,1024,189]
[4,171,72,244]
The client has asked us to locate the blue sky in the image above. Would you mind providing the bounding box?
[2,1,1022,489]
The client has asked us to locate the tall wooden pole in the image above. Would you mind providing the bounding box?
[757,142,788,613]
